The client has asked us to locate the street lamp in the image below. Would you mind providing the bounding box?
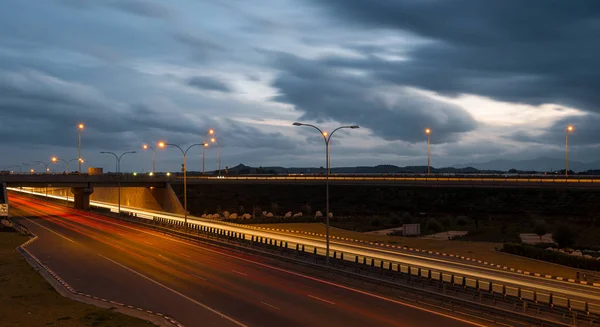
[210,137,221,176]
[100,151,136,213]
[293,122,360,263]
[566,125,574,177]
[142,144,156,173]
[78,123,84,173]
[34,161,51,173]
[425,128,431,176]
[20,162,29,173]
[34,161,51,198]
[51,157,79,174]
[202,129,215,175]
[158,140,207,230]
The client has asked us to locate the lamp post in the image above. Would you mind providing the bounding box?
[100,151,136,214]
[158,141,207,230]
[77,123,84,173]
[51,157,79,203]
[20,163,29,173]
[210,137,221,176]
[293,122,360,263]
[566,125,574,177]
[51,157,79,174]
[142,144,155,173]
[34,161,51,198]
[202,129,215,175]
[425,128,431,176]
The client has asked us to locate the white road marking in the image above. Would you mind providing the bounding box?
[143,240,153,245]
[260,301,280,311]
[20,216,77,244]
[180,253,192,258]
[308,294,335,305]
[231,270,248,277]
[97,254,247,327]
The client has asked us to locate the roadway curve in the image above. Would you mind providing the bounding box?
[10,194,476,327]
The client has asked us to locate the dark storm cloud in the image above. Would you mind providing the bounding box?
[187,76,232,93]
[311,0,600,114]
[509,115,600,146]
[271,52,477,143]
[0,70,294,152]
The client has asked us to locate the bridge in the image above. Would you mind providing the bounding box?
[3,173,599,210]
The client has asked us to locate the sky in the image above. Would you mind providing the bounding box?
[1,0,599,173]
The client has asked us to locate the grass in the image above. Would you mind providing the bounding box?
[255,222,580,279]
[0,229,154,327]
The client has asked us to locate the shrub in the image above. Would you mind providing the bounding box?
[253,206,263,218]
[426,218,443,234]
[401,212,413,224]
[533,219,547,242]
[440,216,452,230]
[553,223,577,248]
[502,243,600,271]
[390,213,401,225]
[456,216,469,227]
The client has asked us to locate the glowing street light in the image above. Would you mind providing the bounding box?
[202,129,215,175]
[292,122,360,263]
[210,137,222,176]
[142,144,156,173]
[158,140,207,230]
[77,123,84,173]
[100,151,136,213]
[566,125,574,177]
[425,128,432,176]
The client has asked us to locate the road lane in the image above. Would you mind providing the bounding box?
[11,194,477,327]
[12,187,600,304]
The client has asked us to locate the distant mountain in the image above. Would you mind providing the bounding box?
[455,156,600,172]
[212,163,503,175]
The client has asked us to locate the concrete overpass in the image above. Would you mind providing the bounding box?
[1,174,172,211]
[4,173,600,210]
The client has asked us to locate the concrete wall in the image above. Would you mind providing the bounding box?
[23,185,184,215]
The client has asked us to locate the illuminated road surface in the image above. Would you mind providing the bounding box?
[11,187,600,306]
[10,194,476,327]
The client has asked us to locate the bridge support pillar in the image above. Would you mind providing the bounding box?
[71,186,94,210]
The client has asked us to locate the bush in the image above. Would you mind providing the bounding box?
[390,213,401,225]
[533,219,547,242]
[440,216,452,230]
[426,218,443,234]
[401,212,413,224]
[553,223,577,248]
[456,216,469,227]
[253,206,263,218]
[502,243,600,271]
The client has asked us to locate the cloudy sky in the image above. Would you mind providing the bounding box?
[1,0,599,172]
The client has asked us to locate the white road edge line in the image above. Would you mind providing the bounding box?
[97,254,247,327]
[16,196,481,326]
[231,270,248,277]
[307,294,335,305]
[260,301,281,311]
[20,216,77,244]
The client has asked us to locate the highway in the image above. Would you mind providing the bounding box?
[11,187,600,307]
[10,193,478,327]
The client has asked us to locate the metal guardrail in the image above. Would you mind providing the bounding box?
[146,215,600,320]
[114,214,595,326]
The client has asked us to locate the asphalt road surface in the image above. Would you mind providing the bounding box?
[10,194,477,327]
